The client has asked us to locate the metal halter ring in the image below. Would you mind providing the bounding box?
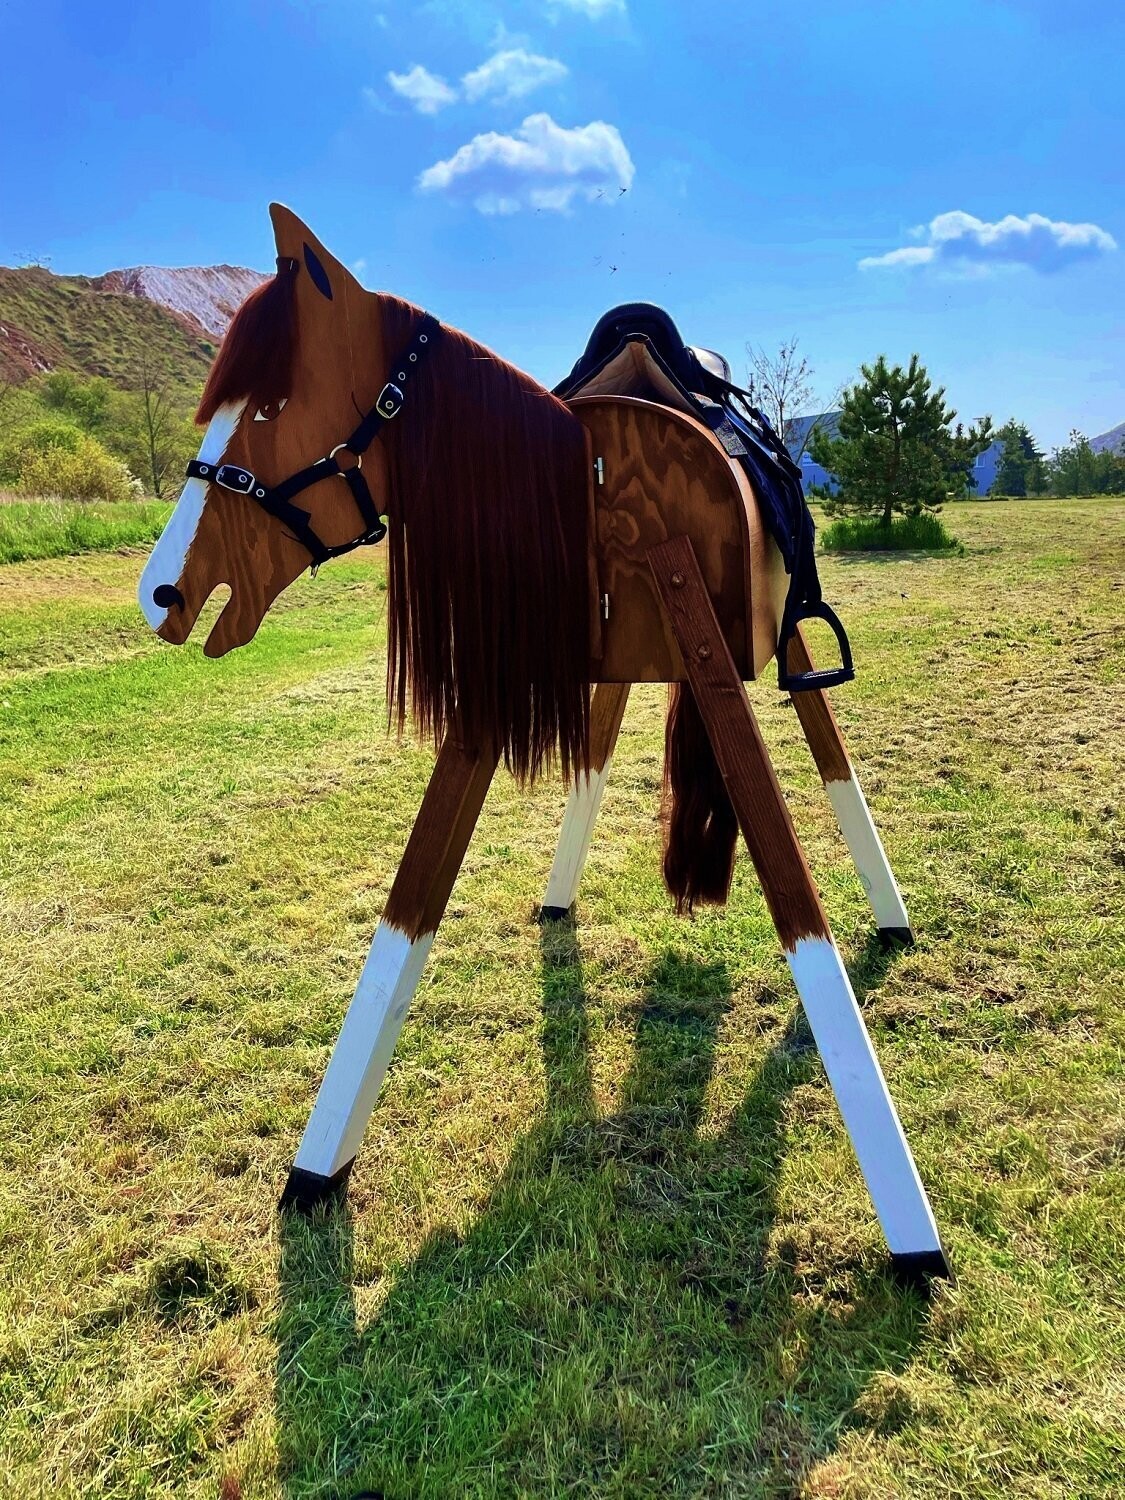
[329,443,363,473]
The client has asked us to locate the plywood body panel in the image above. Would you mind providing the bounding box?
[570,396,786,682]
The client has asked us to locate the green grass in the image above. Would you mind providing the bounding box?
[0,496,173,564]
[1,499,1123,1497]
[820,511,961,553]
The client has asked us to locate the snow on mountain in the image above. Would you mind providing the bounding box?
[96,264,267,341]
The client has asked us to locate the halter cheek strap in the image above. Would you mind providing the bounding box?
[186,312,440,570]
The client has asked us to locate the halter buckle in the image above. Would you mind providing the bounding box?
[376,382,404,419]
[214,463,258,496]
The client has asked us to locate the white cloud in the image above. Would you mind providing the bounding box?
[386,63,458,115]
[462,48,568,103]
[550,0,626,16]
[419,112,635,215]
[352,258,368,275]
[861,210,1117,274]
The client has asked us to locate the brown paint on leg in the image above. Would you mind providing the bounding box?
[787,627,852,785]
[648,536,830,950]
[382,736,500,941]
[588,681,630,774]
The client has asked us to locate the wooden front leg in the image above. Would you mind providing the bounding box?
[281,735,499,1212]
[648,535,949,1283]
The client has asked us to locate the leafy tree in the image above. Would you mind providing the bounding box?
[810,354,992,523]
[38,370,113,432]
[1046,430,1125,496]
[991,420,1046,497]
[119,353,197,498]
[24,365,198,496]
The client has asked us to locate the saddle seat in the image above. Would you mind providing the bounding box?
[555,301,734,404]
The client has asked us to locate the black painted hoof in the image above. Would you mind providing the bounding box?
[878,925,916,951]
[890,1247,953,1291]
[278,1160,354,1215]
[538,904,571,924]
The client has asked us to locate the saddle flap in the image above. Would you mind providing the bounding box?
[570,395,788,684]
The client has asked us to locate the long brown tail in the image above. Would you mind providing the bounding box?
[662,683,738,912]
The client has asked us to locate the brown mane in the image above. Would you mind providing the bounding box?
[379,295,590,784]
[197,260,298,424]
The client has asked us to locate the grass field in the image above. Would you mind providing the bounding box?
[0,495,174,565]
[1,500,1123,1498]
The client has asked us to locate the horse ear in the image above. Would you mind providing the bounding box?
[269,202,359,312]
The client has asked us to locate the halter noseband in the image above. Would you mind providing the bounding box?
[186,311,440,570]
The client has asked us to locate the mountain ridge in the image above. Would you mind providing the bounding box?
[1090,420,1125,455]
[93,264,266,341]
[0,261,264,398]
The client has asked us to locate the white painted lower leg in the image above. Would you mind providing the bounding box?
[787,935,942,1257]
[824,773,912,934]
[542,760,614,914]
[292,921,435,1179]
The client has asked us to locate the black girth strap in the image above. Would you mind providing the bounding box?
[187,312,440,569]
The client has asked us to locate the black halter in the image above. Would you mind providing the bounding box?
[186,313,440,570]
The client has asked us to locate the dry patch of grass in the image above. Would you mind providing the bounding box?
[1,501,1123,1497]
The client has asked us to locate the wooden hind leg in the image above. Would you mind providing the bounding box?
[281,735,499,1212]
[649,536,949,1282]
[540,682,630,921]
[787,628,914,947]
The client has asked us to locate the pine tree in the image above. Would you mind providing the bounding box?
[811,354,992,524]
[991,420,1045,496]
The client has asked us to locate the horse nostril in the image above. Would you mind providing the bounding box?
[153,584,185,609]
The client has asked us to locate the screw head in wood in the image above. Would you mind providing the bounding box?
[696,643,712,660]
[670,571,685,588]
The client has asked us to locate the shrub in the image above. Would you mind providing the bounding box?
[0,418,84,484]
[820,511,961,553]
[15,432,139,503]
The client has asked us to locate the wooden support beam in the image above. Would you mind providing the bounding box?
[648,535,949,1282]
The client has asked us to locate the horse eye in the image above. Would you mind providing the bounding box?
[253,398,288,422]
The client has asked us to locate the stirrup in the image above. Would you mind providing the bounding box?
[777,600,855,693]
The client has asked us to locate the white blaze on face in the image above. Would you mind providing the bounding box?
[138,401,246,631]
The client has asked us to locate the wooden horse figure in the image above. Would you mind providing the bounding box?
[139,206,949,1284]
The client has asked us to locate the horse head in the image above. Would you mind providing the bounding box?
[139,204,390,657]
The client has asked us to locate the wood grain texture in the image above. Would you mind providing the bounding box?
[786,626,852,784]
[571,396,787,683]
[582,426,604,664]
[588,680,630,773]
[157,206,394,657]
[382,735,500,941]
[648,535,830,950]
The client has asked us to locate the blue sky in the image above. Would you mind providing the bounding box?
[2,0,1122,447]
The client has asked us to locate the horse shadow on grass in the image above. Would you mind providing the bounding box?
[276,922,929,1498]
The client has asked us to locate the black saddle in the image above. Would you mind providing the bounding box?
[556,302,853,693]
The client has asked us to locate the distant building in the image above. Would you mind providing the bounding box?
[971,439,1002,495]
[785,412,840,493]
